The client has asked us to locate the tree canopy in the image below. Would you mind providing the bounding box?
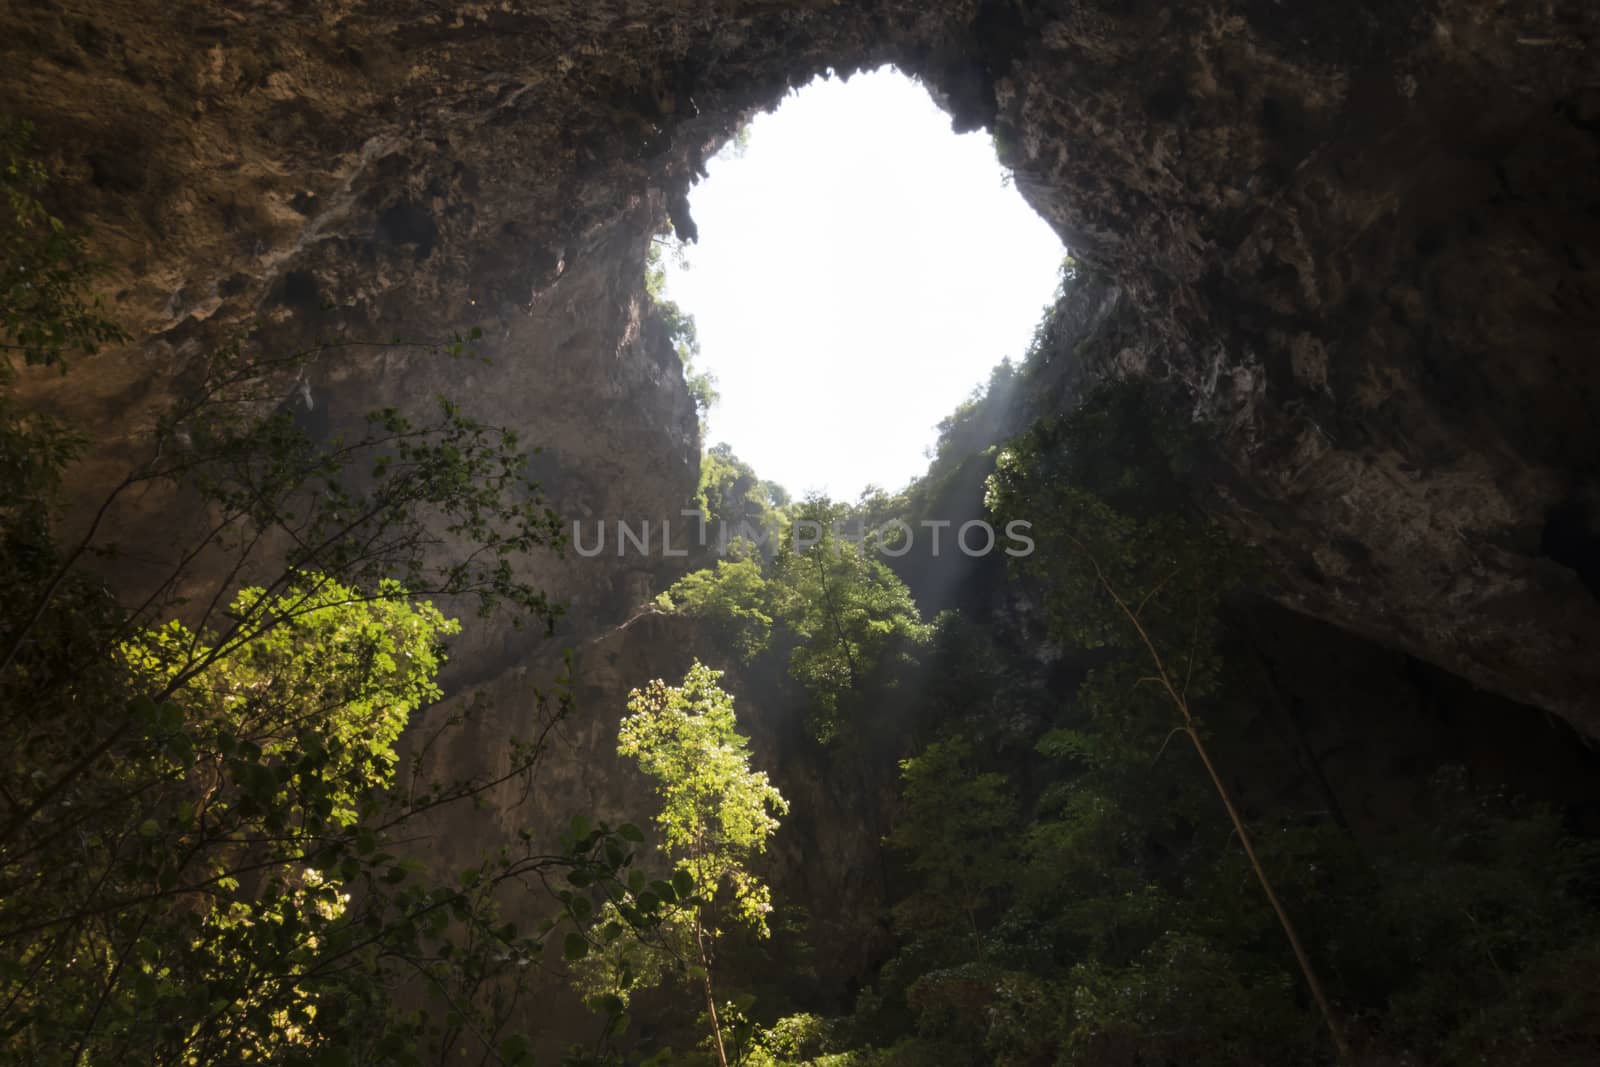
[659,495,929,742]
[573,663,787,1067]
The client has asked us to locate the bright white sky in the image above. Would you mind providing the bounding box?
[662,66,1065,501]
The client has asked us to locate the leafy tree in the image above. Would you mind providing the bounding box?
[660,489,928,742]
[0,124,653,1065]
[926,361,1020,480]
[767,500,930,741]
[695,443,790,553]
[887,737,1017,961]
[118,575,460,822]
[794,381,1600,1067]
[1335,767,1600,1060]
[986,382,1349,1058]
[0,563,657,1065]
[577,663,788,1067]
[641,377,1600,1067]
[656,556,774,662]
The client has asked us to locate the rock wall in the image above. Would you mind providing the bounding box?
[4,3,1597,719]
[993,2,1600,732]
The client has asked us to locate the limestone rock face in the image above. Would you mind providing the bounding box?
[998,4,1600,733]
[4,3,1597,721]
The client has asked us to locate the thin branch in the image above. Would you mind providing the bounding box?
[1065,534,1351,1062]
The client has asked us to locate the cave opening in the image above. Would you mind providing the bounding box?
[656,65,1065,501]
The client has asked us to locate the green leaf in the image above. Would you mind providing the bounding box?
[562,932,589,961]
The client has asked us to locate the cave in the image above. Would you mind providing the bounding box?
[4,1,1600,1063]
[7,1,1596,726]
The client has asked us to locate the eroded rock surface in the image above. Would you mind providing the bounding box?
[4,3,1597,721]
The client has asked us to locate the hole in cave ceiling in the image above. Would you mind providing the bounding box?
[657,65,1066,502]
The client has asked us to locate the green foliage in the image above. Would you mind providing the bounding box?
[1352,768,1600,1059]
[929,361,1020,481]
[755,1012,830,1062]
[974,382,1342,1061]
[687,368,720,421]
[986,381,1237,656]
[864,671,1600,1065]
[618,662,787,938]
[120,576,459,823]
[887,738,1016,959]
[660,488,928,743]
[816,382,1600,1066]
[574,664,787,1065]
[695,442,791,552]
[851,360,1021,547]
[0,560,651,1065]
[767,500,930,741]
[657,556,774,662]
